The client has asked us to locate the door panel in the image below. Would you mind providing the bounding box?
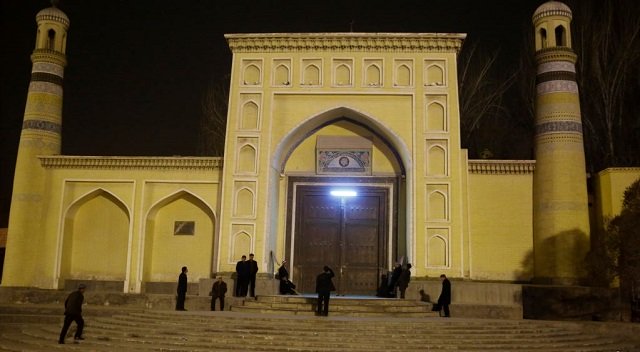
[296,194,341,293]
[294,186,387,295]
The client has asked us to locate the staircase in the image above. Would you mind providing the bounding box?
[1,305,639,351]
[232,294,438,317]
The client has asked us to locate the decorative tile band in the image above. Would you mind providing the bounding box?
[39,156,224,170]
[537,61,575,74]
[536,121,582,135]
[31,72,63,86]
[468,160,536,174]
[536,80,579,94]
[22,119,61,133]
[536,71,576,84]
[32,62,65,77]
[28,81,63,95]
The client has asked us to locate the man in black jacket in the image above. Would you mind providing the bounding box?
[438,274,451,317]
[210,276,228,311]
[176,266,188,311]
[247,253,259,298]
[315,266,335,316]
[58,284,86,344]
[235,255,250,297]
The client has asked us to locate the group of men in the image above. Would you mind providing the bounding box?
[235,253,259,298]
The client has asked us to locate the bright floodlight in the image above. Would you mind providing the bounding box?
[330,190,357,197]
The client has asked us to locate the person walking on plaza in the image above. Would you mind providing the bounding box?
[315,266,335,316]
[210,276,228,311]
[438,274,451,317]
[235,255,250,297]
[176,266,188,311]
[397,263,412,299]
[58,284,86,344]
[247,253,259,298]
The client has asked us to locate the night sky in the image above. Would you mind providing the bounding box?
[0,0,545,226]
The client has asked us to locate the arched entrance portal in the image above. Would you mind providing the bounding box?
[286,177,399,295]
[273,108,410,296]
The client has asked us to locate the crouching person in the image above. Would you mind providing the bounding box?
[211,276,227,311]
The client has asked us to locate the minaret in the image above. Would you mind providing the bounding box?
[532,1,590,284]
[2,4,69,287]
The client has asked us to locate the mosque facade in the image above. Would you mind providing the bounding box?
[2,1,639,294]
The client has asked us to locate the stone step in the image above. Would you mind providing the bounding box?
[0,304,637,352]
[19,323,634,352]
[232,294,438,317]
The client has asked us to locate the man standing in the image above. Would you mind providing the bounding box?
[176,266,188,311]
[388,262,403,297]
[235,255,249,297]
[58,284,86,344]
[438,274,451,317]
[315,266,335,316]
[397,263,412,299]
[210,276,228,311]
[247,253,259,298]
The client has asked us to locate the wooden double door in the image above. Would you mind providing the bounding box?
[292,186,388,295]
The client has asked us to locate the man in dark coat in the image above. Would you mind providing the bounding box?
[397,263,412,299]
[388,262,403,297]
[58,284,86,344]
[210,276,228,311]
[235,255,250,297]
[315,266,335,316]
[437,274,451,317]
[247,253,259,297]
[176,266,188,311]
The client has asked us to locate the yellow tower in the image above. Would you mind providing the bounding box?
[532,1,590,284]
[2,5,69,287]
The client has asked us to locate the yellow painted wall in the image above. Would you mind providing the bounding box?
[468,172,534,281]
[594,168,640,224]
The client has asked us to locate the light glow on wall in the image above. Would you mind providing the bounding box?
[330,189,357,197]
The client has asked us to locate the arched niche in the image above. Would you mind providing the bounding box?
[539,28,548,49]
[60,189,130,285]
[427,235,447,267]
[428,190,447,221]
[232,231,252,262]
[426,65,444,85]
[237,144,257,174]
[143,190,215,283]
[234,187,255,217]
[304,64,320,85]
[396,64,411,86]
[241,101,259,130]
[426,102,446,131]
[427,145,447,176]
[366,64,381,86]
[243,64,261,85]
[275,64,290,85]
[335,64,351,85]
[555,25,566,47]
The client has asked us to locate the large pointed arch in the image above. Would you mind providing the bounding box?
[266,106,414,274]
[137,189,216,292]
[56,188,132,291]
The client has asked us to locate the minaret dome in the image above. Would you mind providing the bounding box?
[532,1,572,51]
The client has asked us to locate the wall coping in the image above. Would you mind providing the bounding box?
[39,156,223,170]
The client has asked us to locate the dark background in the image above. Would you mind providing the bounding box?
[1,0,545,227]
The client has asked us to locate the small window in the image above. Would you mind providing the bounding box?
[47,29,56,50]
[555,26,566,47]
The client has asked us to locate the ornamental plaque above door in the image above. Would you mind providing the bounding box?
[316,135,372,175]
